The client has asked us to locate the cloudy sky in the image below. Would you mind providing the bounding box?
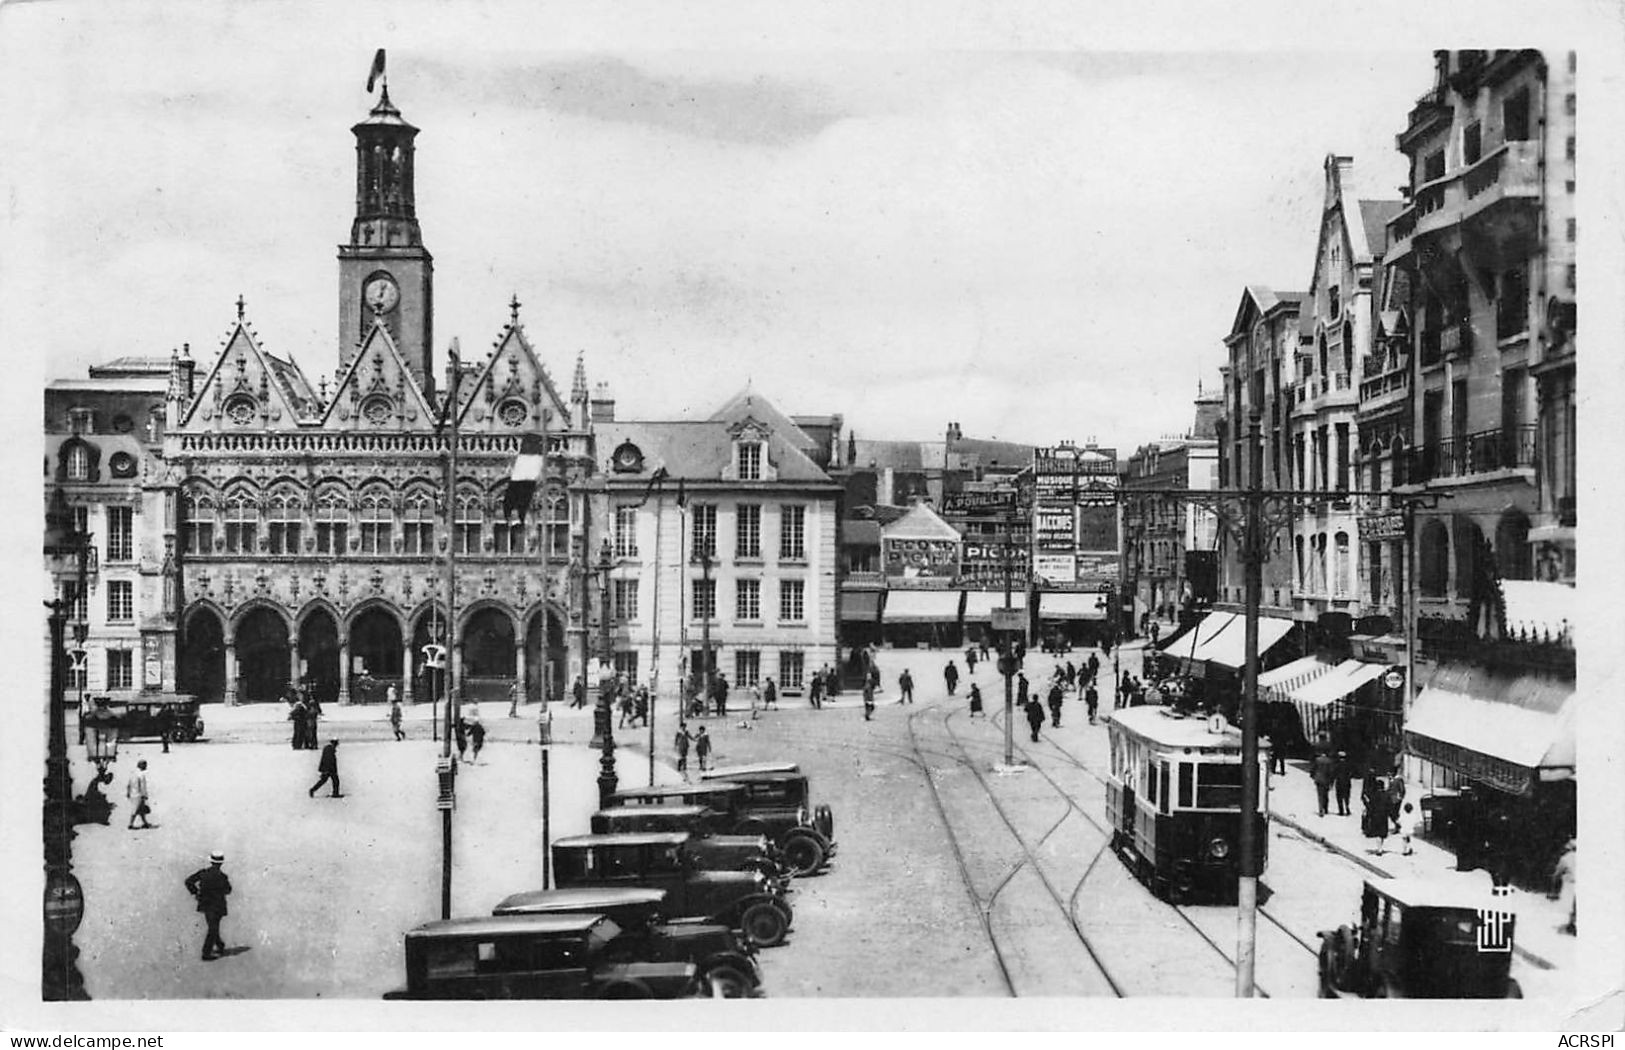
[0,2,1603,451]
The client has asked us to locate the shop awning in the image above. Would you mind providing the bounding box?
[1287,660,1388,708]
[839,591,883,622]
[1163,611,1236,657]
[962,590,1027,621]
[1189,615,1294,668]
[1038,591,1108,620]
[882,589,962,624]
[1257,656,1338,703]
[1404,666,1576,796]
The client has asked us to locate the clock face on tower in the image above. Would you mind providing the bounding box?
[363,273,400,314]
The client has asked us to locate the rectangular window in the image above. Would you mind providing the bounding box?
[315,501,347,556]
[402,499,435,555]
[736,504,761,559]
[359,502,392,554]
[546,496,570,559]
[1335,423,1349,492]
[106,506,133,561]
[779,505,806,560]
[1423,149,1445,183]
[106,579,133,622]
[736,578,760,621]
[455,500,483,555]
[62,579,88,623]
[185,517,214,556]
[1463,121,1482,166]
[692,578,716,621]
[1566,218,1576,243]
[613,651,639,684]
[614,505,639,558]
[1317,426,1330,492]
[691,504,717,560]
[268,507,301,555]
[1503,89,1531,142]
[778,579,805,623]
[1195,762,1243,810]
[778,650,804,690]
[1177,763,1194,809]
[735,649,760,687]
[224,503,257,555]
[613,578,639,622]
[106,648,133,691]
[1328,285,1340,320]
[738,443,762,481]
[490,518,522,555]
[1497,265,1529,339]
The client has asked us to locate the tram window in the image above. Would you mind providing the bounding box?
[1195,763,1243,809]
[1178,763,1194,808]
[1159,762,1171,813]
[1147,762,1159,804]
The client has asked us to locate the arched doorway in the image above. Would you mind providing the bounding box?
[1418,519,1450,597]
[298,609,340,706]
[235,606,291,704]
[179,607,226,703]
[524,605,568,706]
[410,607,449,704]
[350,606,404,703]
[462,605,516,704]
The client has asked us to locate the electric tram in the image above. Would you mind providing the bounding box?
[1105,706,1268,903]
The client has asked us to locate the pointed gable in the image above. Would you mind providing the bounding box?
[318,320,437,432]
[708,388,818,453]
[882,501,961,542]
[454,320,571,433]
[179,318,314,432]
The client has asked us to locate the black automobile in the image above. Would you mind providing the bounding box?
[552,832,794,948]
[590,805,789,884]
[492,886,762,998]
[699,762,837,876]
[1318,877,1523,998]
[384,913,701,999]
[111,695,205,743]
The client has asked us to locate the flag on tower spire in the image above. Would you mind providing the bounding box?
[366,48,387,93]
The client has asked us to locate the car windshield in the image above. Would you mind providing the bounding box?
[585,918,624,954]
[1195,763,1242,809]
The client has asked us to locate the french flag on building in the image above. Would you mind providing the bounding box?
[504,434,546,522]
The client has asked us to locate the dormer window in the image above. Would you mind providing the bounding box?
[69,408,94,435]
[739,442,762,481]
[65,444,90,481]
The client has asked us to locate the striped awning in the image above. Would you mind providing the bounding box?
[962,590,1027,621]
[1287,660,1389,708]
[1258,656,1338,703]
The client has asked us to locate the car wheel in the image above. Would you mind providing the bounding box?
[741,902,788,948]
[600,982,651,999]
[782,834,826,877]
[704,964,755,998]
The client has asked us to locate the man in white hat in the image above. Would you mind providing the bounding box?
[184,851,233,961]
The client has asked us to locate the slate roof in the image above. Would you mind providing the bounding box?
[1358,199,1406,260]
[593,420,834,486]
[850,439,944,471]
[709,388,818,453]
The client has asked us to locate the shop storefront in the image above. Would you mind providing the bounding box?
[1035,590,1108,649]
[962,589,1026,649]
[880,588,963,649]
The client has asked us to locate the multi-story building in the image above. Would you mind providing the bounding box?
[588,390,840,698]
[44,358,180,706]
[162,79,596,707]
[1121,387,1222,627]
[1292,156,1404,641]
[1216,286,1303,620]
[1382,50,1576,882]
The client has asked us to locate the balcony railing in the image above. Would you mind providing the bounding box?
[1408,425,1537,482]
[1463,141,1541,204]
[1359,370,1409,404]
[1388,204,1417,244]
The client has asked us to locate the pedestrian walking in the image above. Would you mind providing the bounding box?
[1311,750,1336,817]
[1065,660,1077,687]
[761,676,777,710]
[1016,672,1029,708]
[1024,697,1045,742]
[966,647,978,673]
[453,710,469,762]
[305,692,323,750]
[635,685,650,727]
[1014,640,1026,666]
[387,682,399,710]
[1333,751,1353,815]
[1265,729,1287,775]
[309,739,342,798]
[807,671,823,709]
[862,680,875,721]
[469,716,486,764]
[1385,771,1407,835]
[389,696,405,741]
[156,704,173,754]
[508,681,520,718]
[1047,681,1064,728]
[714,673,730,718]
[748,681,762,720]
[184,851,232,961]
[1084,683,1099,724]
[674,722,692,774]
[898,669,914,704]
[943,660,959,696]
[1360,773,1389,850]
[571,675,587,709]
[968,682,985,717]
[288,697,308,750]
[618,689,635,728]
[125,759,153,830]
[694,725,712,771]
[1552,838,1577,934]
[1087,652,1100,686]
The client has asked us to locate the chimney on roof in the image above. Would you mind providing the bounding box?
[946,421,962,443]
[590,382,615,424]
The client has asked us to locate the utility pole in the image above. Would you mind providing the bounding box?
[1235,408,1264,997]
[437,337,461,921]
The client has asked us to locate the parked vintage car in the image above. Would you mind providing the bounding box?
[384,913,701,999]
[1318,877,1522,998]
[590,805,788,884]
[110,695,205,743]
[698,762,837,876]
[551,832,794,948]
[492,886,762,998]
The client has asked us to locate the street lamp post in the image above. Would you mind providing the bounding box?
[697,548,714,706]
[592,538,618,808]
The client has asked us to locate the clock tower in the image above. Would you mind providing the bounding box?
[338,84,434,394]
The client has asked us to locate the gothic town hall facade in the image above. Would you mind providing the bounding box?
[167,86,602,707]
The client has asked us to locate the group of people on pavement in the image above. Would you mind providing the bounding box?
[1304,744,1412,856]
[672,722,711,773]
[284,686,323,750]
